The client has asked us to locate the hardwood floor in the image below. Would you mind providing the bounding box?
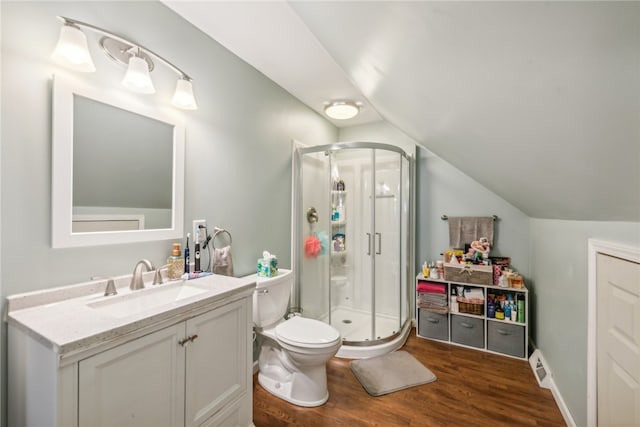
[253,329,566,427]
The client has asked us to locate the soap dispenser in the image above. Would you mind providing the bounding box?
[167,243,185,280]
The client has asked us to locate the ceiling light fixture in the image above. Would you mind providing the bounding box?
[52,16,197,110]
[324,100,360,120]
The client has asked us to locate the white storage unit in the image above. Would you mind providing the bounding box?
[416,273,529,360]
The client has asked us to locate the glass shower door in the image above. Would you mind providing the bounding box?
[294,141,412,352]
[373,150,402,340]
[329,148,371,342]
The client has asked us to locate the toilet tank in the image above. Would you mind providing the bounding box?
[251,269,293,328]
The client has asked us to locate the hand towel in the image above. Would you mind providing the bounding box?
[448,216,494,248]
[212,245,234,276]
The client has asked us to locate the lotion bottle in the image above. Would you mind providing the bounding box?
[167,243,184,280]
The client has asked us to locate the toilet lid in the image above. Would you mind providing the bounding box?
[275,316,340,347]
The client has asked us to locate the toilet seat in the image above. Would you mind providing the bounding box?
[275,316,340,348]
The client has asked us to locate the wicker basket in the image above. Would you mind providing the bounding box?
[457,297,484,315]
[444,263,493,285]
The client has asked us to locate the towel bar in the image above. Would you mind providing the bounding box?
[441,214,498,221]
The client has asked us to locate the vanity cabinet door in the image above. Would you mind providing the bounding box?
[185,298,251,427]
[78,324,186,427]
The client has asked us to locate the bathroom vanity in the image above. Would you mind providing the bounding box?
[7,274,255,427]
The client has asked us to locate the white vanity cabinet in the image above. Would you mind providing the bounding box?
[78,322,187,426]
[79,298,250,427]
[8,277,254,427]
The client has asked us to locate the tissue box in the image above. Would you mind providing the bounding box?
[257,257,278,277]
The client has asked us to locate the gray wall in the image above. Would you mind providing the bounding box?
[339,121,531,277]
[1,1,336,424]
[529,219,640,427]
[1,0,336,289]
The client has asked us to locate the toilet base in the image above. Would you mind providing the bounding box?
[258,372,328,407]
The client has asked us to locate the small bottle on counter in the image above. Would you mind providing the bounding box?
[429,262,439,279]
[487,299,495,318]
[422,262,430,277]
[517,294,525,323]
[167,243,185,280]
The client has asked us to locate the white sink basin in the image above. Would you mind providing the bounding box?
[88,281,208,318]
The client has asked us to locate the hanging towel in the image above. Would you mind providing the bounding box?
[448,216,494,248]
[212,245,234,276]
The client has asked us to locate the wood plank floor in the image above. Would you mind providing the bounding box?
[253,329,566,427]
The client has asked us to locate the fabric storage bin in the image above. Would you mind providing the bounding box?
[451,314,484,348]
[418,309,449,341]
[487,321,525,358]
[444,263,493,285]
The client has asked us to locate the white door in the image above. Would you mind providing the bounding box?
[597,253,640,426]
[185,298,251,427]
[78,324,186,427]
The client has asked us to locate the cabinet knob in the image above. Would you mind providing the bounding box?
[178,337,190,347]
[189,334,199,343]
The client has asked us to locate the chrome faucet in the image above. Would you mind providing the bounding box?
[153,264,169,286]
[130,259,154,290]
[91,276,118,296]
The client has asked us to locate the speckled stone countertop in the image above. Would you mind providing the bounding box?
[6,273,256,358]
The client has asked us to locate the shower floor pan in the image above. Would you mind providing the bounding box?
[322,306,411,359]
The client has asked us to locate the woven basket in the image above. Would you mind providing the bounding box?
[444,263,493,285]
[457,297,484,315]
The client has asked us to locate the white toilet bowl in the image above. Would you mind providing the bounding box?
[251,270,341,407]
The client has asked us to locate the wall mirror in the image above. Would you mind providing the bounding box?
[51,75,185,248]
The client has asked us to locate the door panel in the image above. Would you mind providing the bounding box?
[374,152,401,339]
[597,253,640,426]
[79,324,185,427]
[185,298,250,427]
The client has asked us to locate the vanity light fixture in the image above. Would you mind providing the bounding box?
[324,100,360,120]
[51,16,198,110]
[171,77,198,110]
[51,22,96,72]
[121,50,156,94]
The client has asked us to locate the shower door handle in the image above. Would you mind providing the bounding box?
[375,232,382,254]
[366,233,371,255]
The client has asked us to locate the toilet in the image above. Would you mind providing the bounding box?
[252,269,341,407]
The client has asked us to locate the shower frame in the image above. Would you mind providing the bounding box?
[291,141,414,356]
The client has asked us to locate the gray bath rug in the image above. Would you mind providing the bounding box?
[350,350,437,396]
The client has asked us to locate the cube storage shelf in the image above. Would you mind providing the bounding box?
[416,273,529,360]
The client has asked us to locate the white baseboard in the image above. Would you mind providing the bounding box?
[529,342,577,427]
[549,377,577,427]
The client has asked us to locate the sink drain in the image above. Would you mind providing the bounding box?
[342,319,352,324]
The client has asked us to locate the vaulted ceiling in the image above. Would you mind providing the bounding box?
[165,1,640,222]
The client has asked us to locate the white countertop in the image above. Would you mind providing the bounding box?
[6,273,256,358]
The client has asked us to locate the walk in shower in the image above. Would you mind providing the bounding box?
[292,142,413,358]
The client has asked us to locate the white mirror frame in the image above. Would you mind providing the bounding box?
[51,75,185,248]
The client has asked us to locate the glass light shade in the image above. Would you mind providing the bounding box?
[171,78,198,110]
[122,56,155,94]
[51,24,96,72]
[324,101,359,120]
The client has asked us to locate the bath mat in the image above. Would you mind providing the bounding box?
[350,350,436,396]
